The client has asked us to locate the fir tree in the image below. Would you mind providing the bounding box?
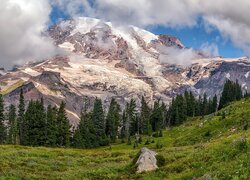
[7,104,17,144]
[57,101,71,147]
[0,94,6,144]
[105,98,120,142]
[46,105,58,147]
[18,89,25,145]
[92,98,108,146]
[140,96,151,135]
[126,99,137,136]
[212,95,218,113]
[25,100,46,146]
[150,100,164,132]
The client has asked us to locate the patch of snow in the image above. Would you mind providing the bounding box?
[22,68,41,77]
[132,26,157,44]
[225,73,230,79]
[71,17,100,35]
[245,71,250,78]
[59,42,75,52]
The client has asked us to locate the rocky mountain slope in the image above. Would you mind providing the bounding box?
[1,17,250,125]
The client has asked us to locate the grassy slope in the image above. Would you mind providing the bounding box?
[0,99,250,180]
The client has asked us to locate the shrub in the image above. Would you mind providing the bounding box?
[159,130,163,137]
[156,154,166,167]
[152,132,159,138]
[233,137,248,152]
[156,141,163,149]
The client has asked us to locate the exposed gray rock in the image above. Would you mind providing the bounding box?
[136,147,158,173]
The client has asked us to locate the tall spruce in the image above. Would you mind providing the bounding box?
[219,79,243,109]
[24,100,47,146]
[46,105,58,147]
[0,94,6,144]
[7,104,17,144]
[57,101,71,147]
[150,100,164,132]
[140,96,151,135]
[105,98,120,142]
[92,98,108,146]
[126,99,137,136]
[18,89,25,145]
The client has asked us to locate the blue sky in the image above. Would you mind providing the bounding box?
[150,24,244,58]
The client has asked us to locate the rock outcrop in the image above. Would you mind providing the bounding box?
[135,147,158,173]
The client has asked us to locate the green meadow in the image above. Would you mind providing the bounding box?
[0,98,250,179]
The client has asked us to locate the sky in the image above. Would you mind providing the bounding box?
[1,0,250,69]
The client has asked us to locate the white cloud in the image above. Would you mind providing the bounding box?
[200,42,219,57]
[0,0,58,69]
[51,0,250,56]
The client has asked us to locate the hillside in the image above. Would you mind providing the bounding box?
[0,98,249,179]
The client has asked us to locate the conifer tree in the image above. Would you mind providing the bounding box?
[140,96,151,135]
[57,101,71,147]
[105,98,120,142]
[7,104,17,144]
[219,79,243,109]
[46,105,58,147]
[212,95,218,113]
[150,100,164,132]
[18,89,25,145]
[24,100,46,146]
[92,98,108,146]
[126,99,137,136]
[0,94,6,144]
[72,110,97,148]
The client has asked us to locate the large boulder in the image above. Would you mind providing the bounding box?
[135,147,158,173]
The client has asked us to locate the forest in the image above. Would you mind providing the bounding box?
[0,79,244,149]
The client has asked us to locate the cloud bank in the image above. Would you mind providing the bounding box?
[1,0,250,68]
[52,0,250,55]
[0,0,58,69]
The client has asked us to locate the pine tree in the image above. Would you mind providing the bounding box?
[202,93,208,116]
[18,89,25,145]
[105,98,120,142]
[140,96,151,135]
[219,79,243,109]
[126,99,137,136]
[7,104,17,144]
[150,100,164,132]
[0,94,6,144]
[92,98,108,146]
[46,105,58,147]
[25,100,46,146]
[57,101,71,147]
[212,95,217,113]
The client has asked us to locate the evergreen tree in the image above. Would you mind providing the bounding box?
[73,110,98,148]
[0,94,6,144]
[57,101,71,147]
[105,98,120,142]
[202,93,208,116]
[18,89,25,145]
[140,96,151,135]
[24,100,46,146]
[219,79,243,109]
[150,100,164,132]
[126,99,137,136]
[46,105,58,147]
[92,98,108,146]
[212,95,218,113]
[7,104,17,144]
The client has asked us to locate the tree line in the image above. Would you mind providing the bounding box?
[166,79,243,126]
[0,79,244,148]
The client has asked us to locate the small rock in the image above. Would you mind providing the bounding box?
[135,147,158,173]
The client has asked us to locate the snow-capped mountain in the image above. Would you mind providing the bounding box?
[1,17,250,125]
